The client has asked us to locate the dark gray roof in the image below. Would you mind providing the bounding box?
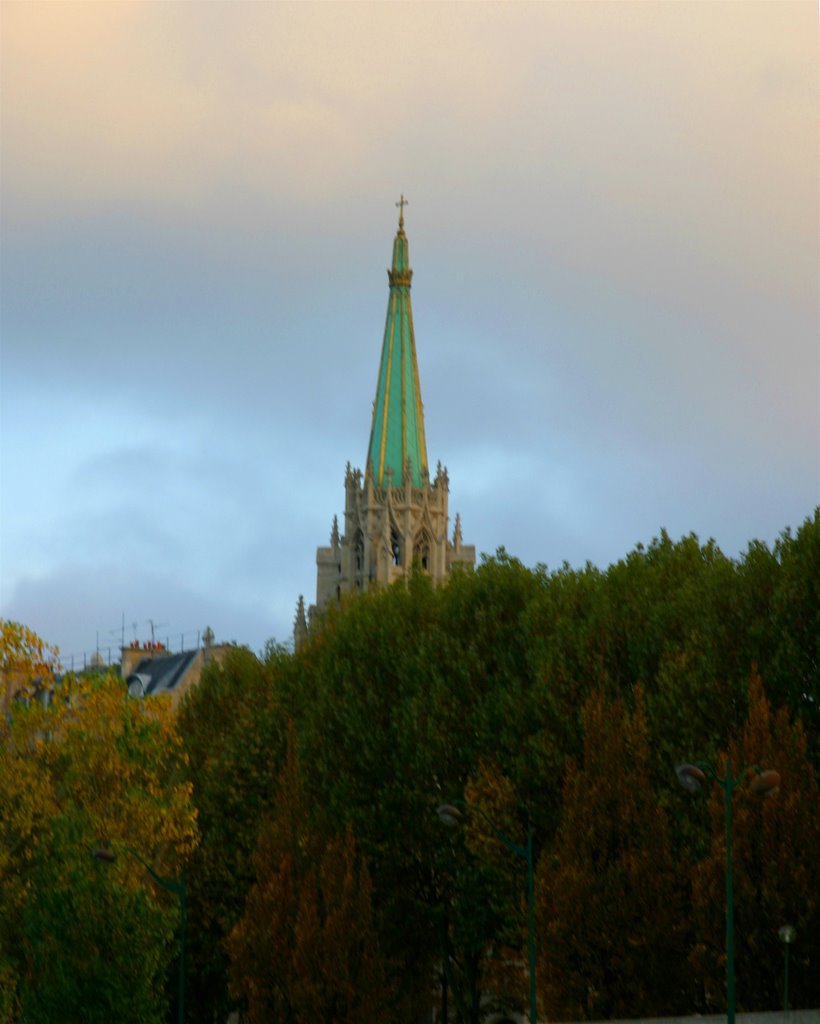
[126,650,198,696]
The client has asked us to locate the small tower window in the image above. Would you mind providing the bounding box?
[390,527,402,566]
[416,532,431,572]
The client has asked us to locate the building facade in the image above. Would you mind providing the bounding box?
[296,202,475,644]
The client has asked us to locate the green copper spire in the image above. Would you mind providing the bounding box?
[367,196,429,487]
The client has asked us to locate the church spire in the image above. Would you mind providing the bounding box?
[302,201,476,639]
[366,197,429,488]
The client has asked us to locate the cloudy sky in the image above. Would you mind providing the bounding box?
[2,1,817,665]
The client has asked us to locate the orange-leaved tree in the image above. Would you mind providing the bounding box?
[536,687,687,1020]
[227,730,393,1023]
[690,670,820,1012]
[459,759,531,1016]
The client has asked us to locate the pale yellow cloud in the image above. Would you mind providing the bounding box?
[3,2,206,209]
[2,0,815,305]
[3,2,519,210]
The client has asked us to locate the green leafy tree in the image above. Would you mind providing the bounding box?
[294,563,556,1022]
[442,554,567,835]
[18,811,174,1024]
[177,644,291,1022]
[293,575,453,1019]
[768,511,820,749]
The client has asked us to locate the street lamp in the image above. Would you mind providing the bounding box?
[778,924,796,1011]
[436,800,537,1024]
[94,847,186,1024]
[675,760,779,1024]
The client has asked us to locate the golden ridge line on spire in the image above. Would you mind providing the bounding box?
[396,194,408,230]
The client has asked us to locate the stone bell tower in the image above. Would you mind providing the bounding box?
[295,199,475,645]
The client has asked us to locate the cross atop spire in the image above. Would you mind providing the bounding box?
[396,194,408,230]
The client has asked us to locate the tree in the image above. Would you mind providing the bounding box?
[17,810,174,1024]
[690,671,820,1011]
[536,688,687,1020]
[294,563,552,1023]
[290,828,393,1023]
[444,760,534,1023]
[293,574,454,1020]
[227,735,393,1022]
[177,643,292,1021]
[0,653,196,1023]
[768,511,820,750]
[159,517,817,1022]
[0,618,58,715]
[733,513,820,760]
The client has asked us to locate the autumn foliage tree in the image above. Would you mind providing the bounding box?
[289,828,393,1021]
[450,759,533,1017]
[690,671,820,1012]
[227,733,393,1022]
[0,619,58,715]
[0,654,197,1024]
[536,688,688,1020]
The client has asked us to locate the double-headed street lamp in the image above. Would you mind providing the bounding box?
[94,847,187,1024]
[436,800,537,1024]
[676,759,779,1024]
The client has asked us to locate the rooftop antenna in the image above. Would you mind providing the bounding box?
[146,619,168,643]
[107,613,126,650]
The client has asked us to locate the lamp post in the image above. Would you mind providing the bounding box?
[675,760,779,1024]
[778,925,796,1011]
[94,847,186,1024]
[436,800,537,1024]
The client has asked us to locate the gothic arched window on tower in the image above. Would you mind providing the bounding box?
[415,531,431,573]
[390,527,402,567]
[354,530,364,573]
